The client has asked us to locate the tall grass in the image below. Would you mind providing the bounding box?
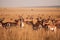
[0,26,60,40]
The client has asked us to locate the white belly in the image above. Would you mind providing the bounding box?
[22,22,24,28]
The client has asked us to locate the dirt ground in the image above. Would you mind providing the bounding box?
[0,8,60,40]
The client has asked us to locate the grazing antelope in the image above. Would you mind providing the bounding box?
[48,24,56,32]
[47,16,57,32]
[30,17,43,30]
[6,19,19,27]
[36,17,43,28]
[47,19,56,32]
[1,19,19,29]
[0,18,9,29]
[32,21,41,30]
[25,16,43,30]
[25,16,34,25]
[42,19,49,31]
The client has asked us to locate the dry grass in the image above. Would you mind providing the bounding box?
[0,8,60,40]
[0,25,60,40]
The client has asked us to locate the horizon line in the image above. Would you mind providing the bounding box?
[0,6,60,8]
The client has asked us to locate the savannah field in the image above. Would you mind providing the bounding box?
[0,8,60,40]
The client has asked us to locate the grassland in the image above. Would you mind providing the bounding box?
[0,8,60,40]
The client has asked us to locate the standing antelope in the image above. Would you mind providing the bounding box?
[19,16,24,28]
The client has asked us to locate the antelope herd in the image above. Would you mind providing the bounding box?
[0,15,60,32]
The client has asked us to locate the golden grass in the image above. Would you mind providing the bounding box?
[0,25,60,40]
[0,8,60,40]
